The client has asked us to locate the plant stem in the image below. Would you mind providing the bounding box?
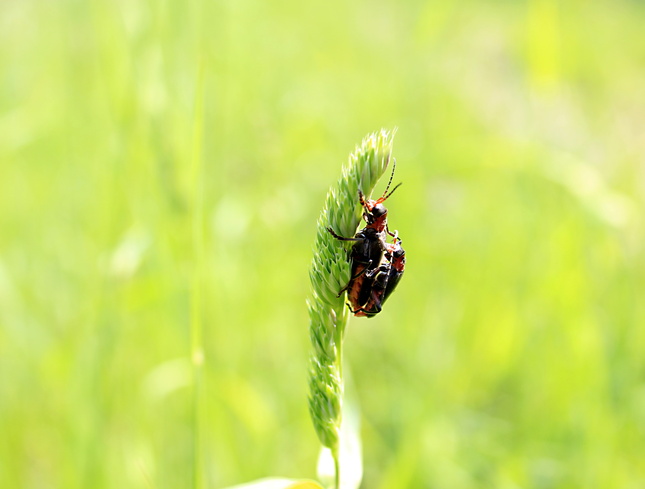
[333,446,341,489]
[307,129,397,488]
[333,304,345,487]
[190,59,205,489]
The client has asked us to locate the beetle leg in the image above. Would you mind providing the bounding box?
[336,260,373,297]
[358,190,367,207]
[350,261,372,279]
[337,281,352,297]
[346,302,359,314]
[353,299,382,318]
[327,227,362,242]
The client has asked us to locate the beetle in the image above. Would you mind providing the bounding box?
[352,237,406,318]
[326,226,387,313]
[326,159,405,317]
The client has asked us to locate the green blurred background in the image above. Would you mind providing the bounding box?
[2,0,645,488]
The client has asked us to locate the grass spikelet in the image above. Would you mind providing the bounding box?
[307,129,396,483]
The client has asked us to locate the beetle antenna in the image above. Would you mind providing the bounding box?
[380,157,397,199]
[378,182,402,203]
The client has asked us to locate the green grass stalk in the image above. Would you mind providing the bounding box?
[307,129,396,487]
[190,60,206,489]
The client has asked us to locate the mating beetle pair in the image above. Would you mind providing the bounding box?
[327,164,406,318]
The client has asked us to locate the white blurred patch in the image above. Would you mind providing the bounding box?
[545,153,636,229]
[119,0,147,39]
[143,357,192,401]
[222,478,306,489]
[317,401,363,489]
[107,227,151,279]
[139,46,167,117]
[212,196,251,240]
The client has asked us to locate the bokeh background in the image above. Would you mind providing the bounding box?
[2,0,645,488]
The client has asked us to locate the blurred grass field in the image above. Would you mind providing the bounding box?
[2,0,645,488]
